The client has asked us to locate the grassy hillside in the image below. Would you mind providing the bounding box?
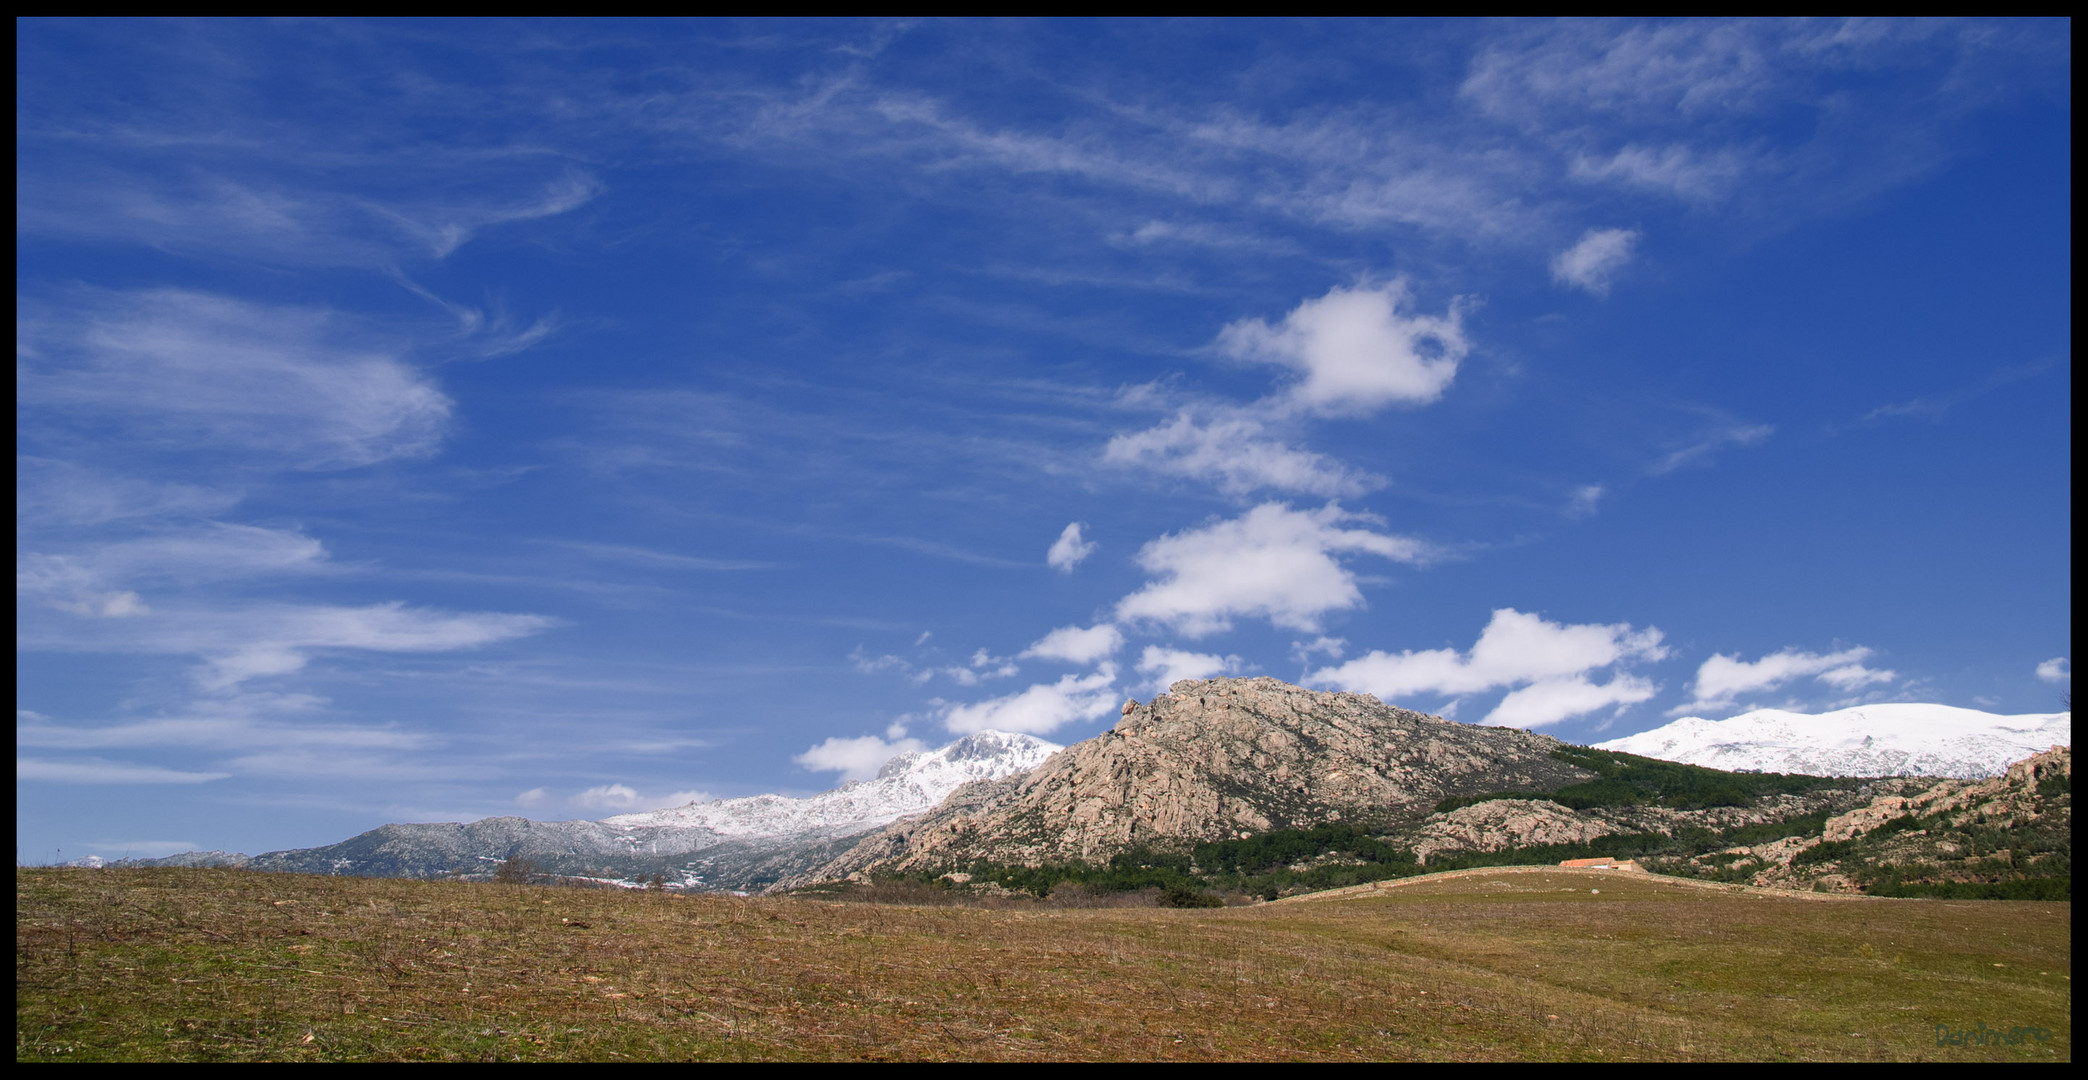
[16,867,2070,1061]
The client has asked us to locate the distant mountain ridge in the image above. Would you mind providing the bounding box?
[603,730,1058,837]
[106,731,1059,892]
[91,686,2069,897]
[1595,703,2070,778]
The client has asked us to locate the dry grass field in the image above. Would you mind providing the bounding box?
[16,866,2070,1061]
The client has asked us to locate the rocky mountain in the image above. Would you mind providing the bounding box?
[777,679,2064,903]
[1654,745,2071,896]
[1595,703,2071,778]
[107,731,1058,892]
[791,677,1597,887]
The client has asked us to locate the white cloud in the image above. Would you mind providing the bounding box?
[1567,484,1606,519]
[15,458,242,528]
[1046,522,1098,573]
[1136,645,1242,694]
[1551,228,1640,296]
[16,757,231,784]
[18,523,334,621]
[516,787,551,808]
[571,783,643,810]
[17,289,452,468]
[23,599,555,692]
[1103,411,1382,498]
[1685,646,1895,712]
[1486,674,1658,729]
[794,733,929,783]
[1290,636,1347,664]
[19,159,601,269]
[1308,608,1668,727]
[1115,503,1431,638]
[1216,280,1468,416]
[80,839,204,858]
[2036,657,2070,684]
[1568,144,1745,203]
[178,603,559,691]
[1022,623,1125,666]
[942,665,1121,736]
[14,693,431,758]
[1648,423,1773,474]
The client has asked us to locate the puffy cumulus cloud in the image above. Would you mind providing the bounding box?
[1102,411,1382,498]
[1136,645,1242,694]
[1290,636,1347,664]
[1487,674,1659,729]
[795,734,928,783]
[515,787,551,808]
[1115,503,1431,638]
[17,289,451,468]
[1551,228,1639,296]
[942,665,1120,736]
[2036,657,2070,684]
[572,783,643,810]
[1046,522,1098,573]
[1216,281,1468,417]
[1308,608,1668,727]
[1022,623,1124,666]
[1684,646,1895,712]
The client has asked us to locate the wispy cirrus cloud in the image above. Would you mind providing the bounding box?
[18,289,452,468]
[16,757,232,785]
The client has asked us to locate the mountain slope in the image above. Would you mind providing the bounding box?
[1595,704,2070,778]
[793,677,1596,886]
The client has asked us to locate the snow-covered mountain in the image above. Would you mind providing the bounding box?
[101,731,1061,892]
[604,730,1060,838]
[1596,703,2070,778]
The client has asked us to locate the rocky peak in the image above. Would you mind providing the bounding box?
[789,676,1598,885]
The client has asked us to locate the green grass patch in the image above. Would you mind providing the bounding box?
[17,867,2071,1062]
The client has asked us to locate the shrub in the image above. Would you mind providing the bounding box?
[492,857,541,884]
[1158,883,1222,908]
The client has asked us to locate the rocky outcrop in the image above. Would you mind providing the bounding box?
[1407,799,1621,863]
[790,677,1596,886]
[1674,745,2070,892]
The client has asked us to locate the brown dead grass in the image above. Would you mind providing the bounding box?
[16,867,2070,1061]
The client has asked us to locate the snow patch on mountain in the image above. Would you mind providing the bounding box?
[1596,703,2070,778]
[603,730,1061,839]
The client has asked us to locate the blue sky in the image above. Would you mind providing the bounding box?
[16,18,2072,863]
